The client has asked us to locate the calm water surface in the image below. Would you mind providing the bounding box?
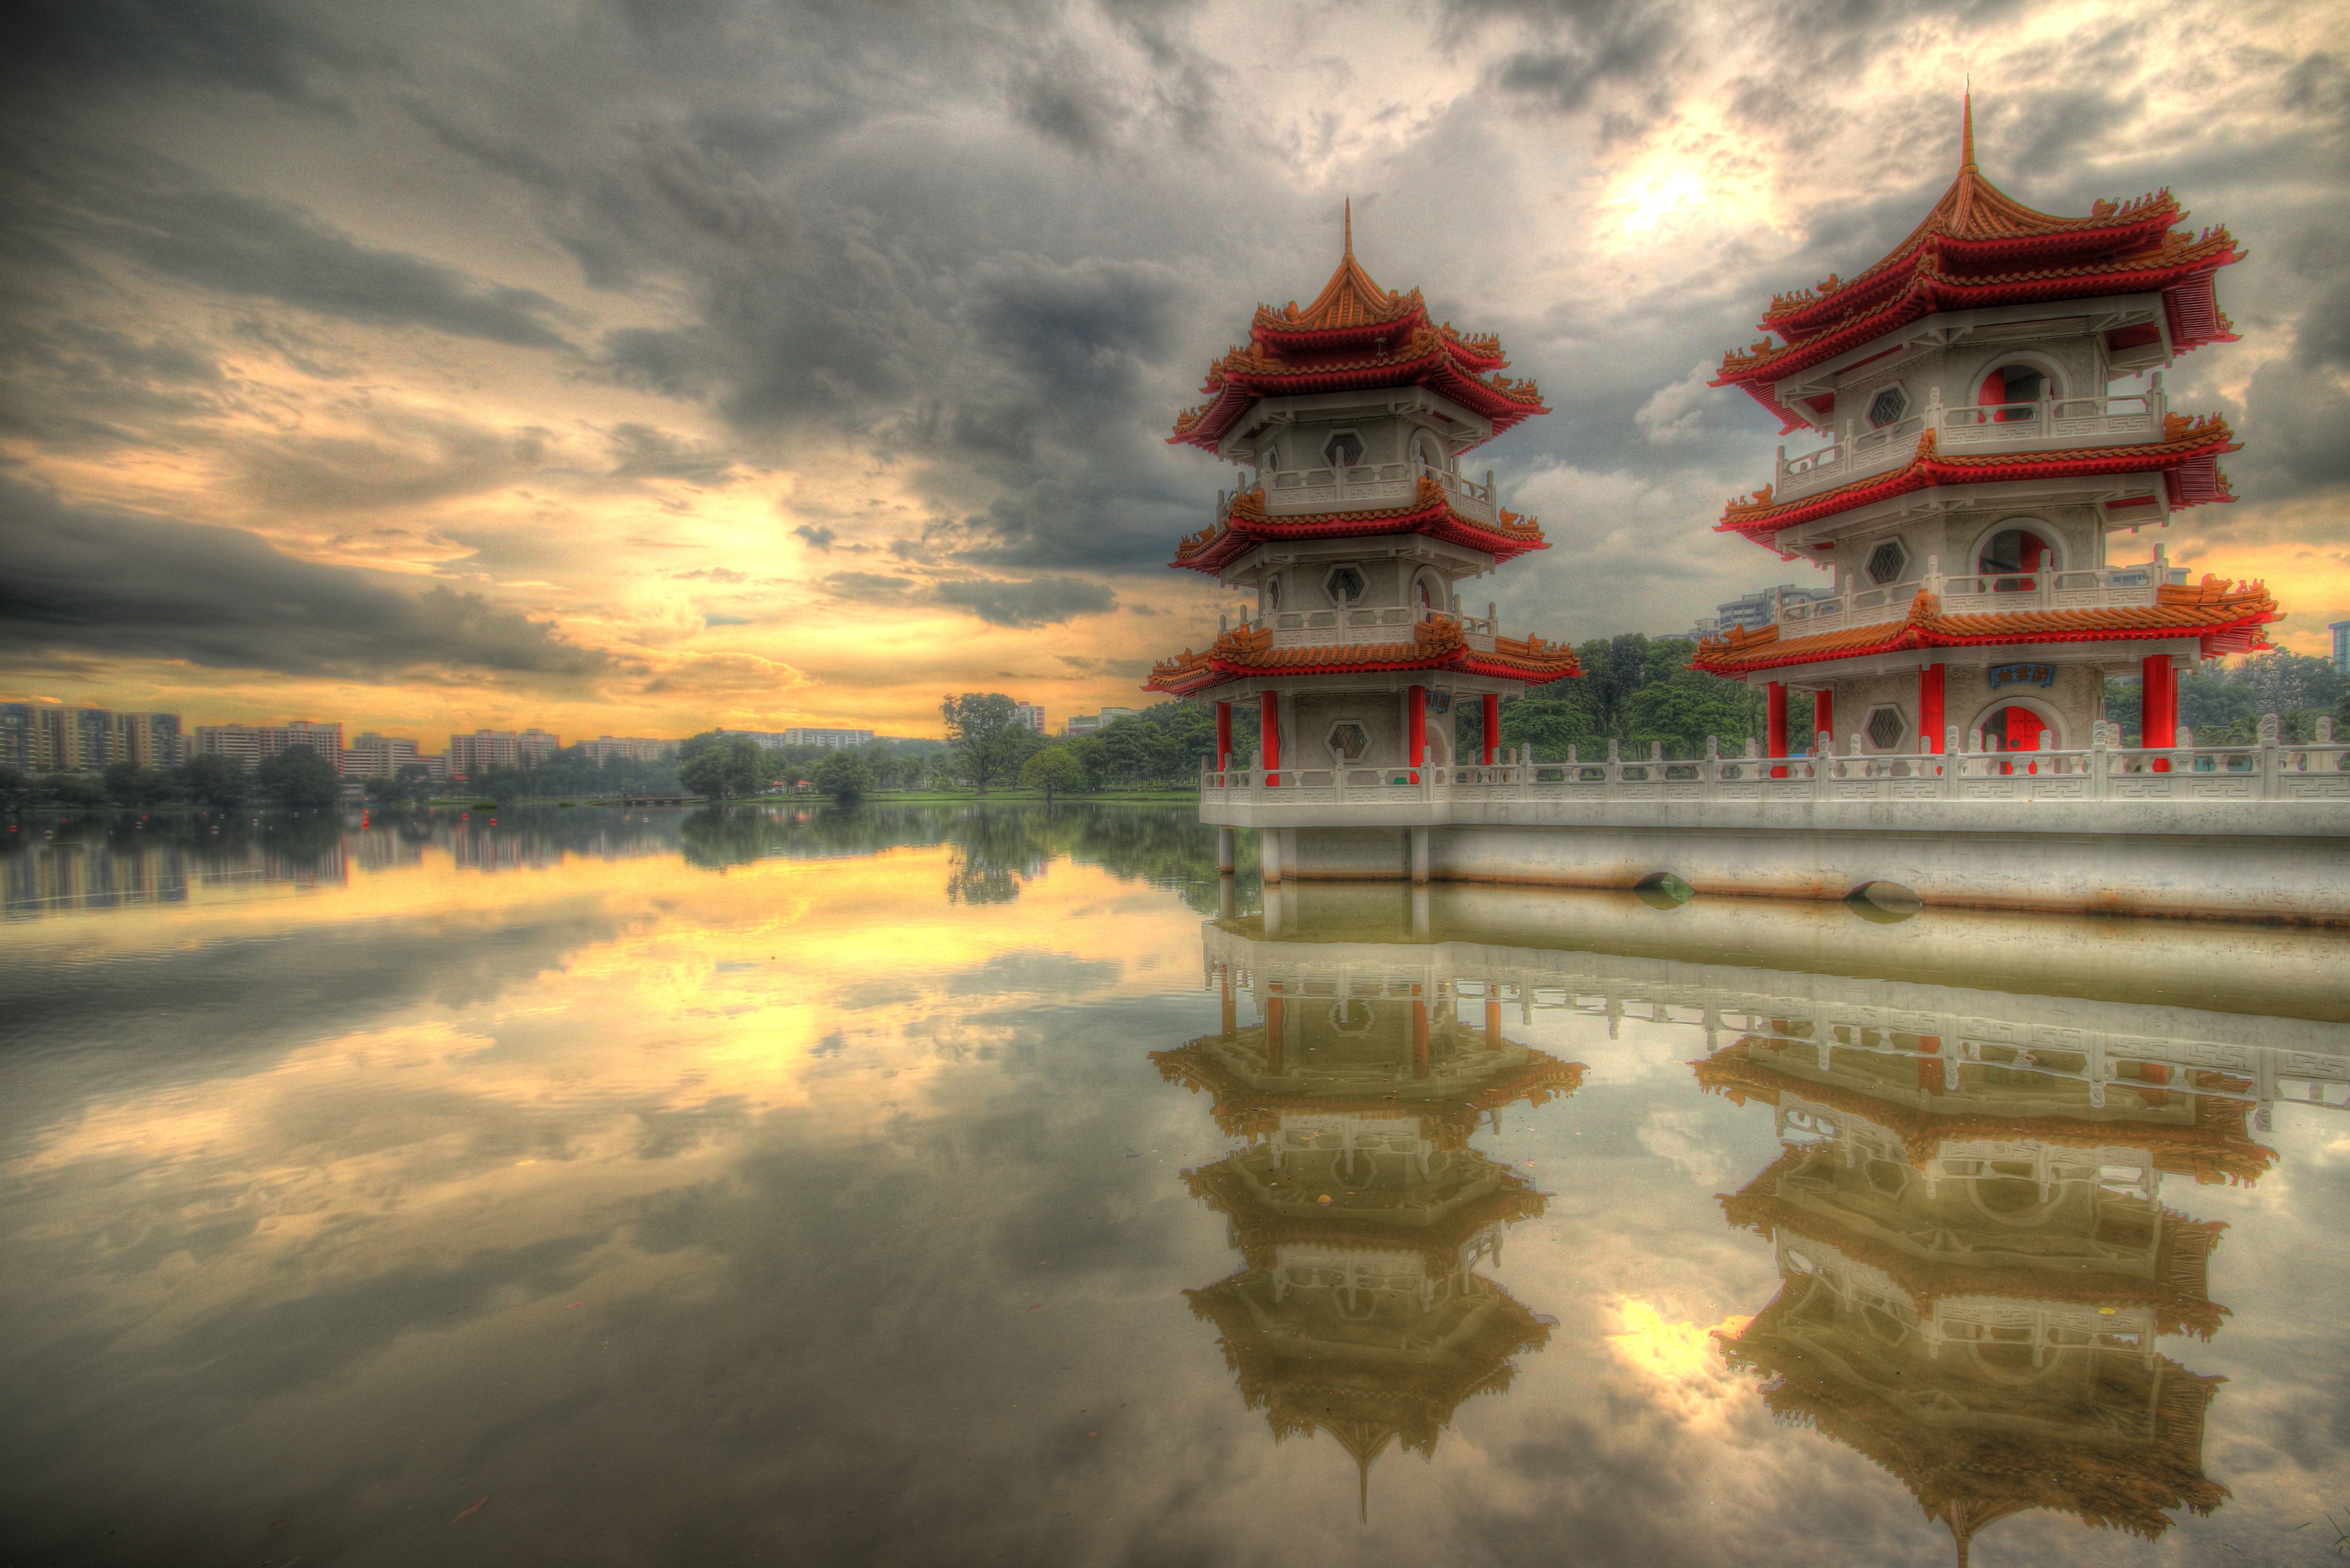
[3,803,2346,1568]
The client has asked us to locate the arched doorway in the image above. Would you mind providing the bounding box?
[1977,524,2057,593]
[1980,703,2059,772]
[1979,362,2057,422]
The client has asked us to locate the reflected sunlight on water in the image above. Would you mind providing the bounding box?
[1,803,2346,1568]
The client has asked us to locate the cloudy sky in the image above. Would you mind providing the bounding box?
[3,0,2345,743]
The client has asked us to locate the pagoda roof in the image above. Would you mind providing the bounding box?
[1152,1033,1586,1149]
[1688,571,2279,676]
[1184,1153,1545,1272]
[1694,1045,2276,1186]
[1714,98,2243,432]
[1721,1146,2230,1339]
[1171,478,1548,575]
[1170,222,1546,451]
[1185,1266,1549,1466]
[1716,415,2240,542]
[1147,613,1581,697]
[1720,1286,2228,1555]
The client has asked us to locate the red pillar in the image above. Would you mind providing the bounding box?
[1481,692,1500,767]
[1813,690,1835,750]
[1408,685,1426,781]
[2142,653,2177,748]
[1485,999,1503,1050]
[1259,691,1281,784]
[1220,975,1235,1041]
[1264,995,1284,1075]
[1214,700,1232,771]
[1766,681,1788,776]
[1411,992,1429,1078]
[1919,664,1945,752]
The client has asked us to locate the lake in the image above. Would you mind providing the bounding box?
[2,802,2346,1567]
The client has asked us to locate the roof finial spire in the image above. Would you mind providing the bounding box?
[1961,82,1975,168]
[1343,196,1353,259]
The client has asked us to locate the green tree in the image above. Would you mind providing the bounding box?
[1019,745,1087,802]
[0,766,31,813]
[102,760,176,806]
[176,753,249,809]
[1624,668,1763,758]
[814,749,874,803]
[679,735,768,799]
[256,746,340,809]
[942,694,1043,793]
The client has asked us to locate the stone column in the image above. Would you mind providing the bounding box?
[1217,825,1236,875]
[1259,827,1282,885]
[1408,826,1430,887]
[1408,685,1427,780]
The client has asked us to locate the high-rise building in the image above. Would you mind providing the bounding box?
[343,733,421,778]
[2332,619,2349,675]
[194,721,346,775]
[1064,707,1141,736]
[2,704,187,772]
[575,736,674,764]
[1686,583,1839,641]
[446,728,560,777]
[1012,703,1046,734]
[779,727,875,749]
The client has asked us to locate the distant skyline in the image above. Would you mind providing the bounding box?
[4,0,2345,739]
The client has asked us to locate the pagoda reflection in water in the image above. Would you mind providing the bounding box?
[1697,1016,2275,1564]
[1157,924,1584,1505]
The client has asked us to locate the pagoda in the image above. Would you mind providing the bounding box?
[1694,97,2280,760]
[1147,208,1580,788]
[1159,927,1584,1507]
[1695,1023,2264,1562]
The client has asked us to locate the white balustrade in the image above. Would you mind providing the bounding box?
[1195,720,2350,807]
[1774,561,2171,631]
[1253,459,1499,524]
[1261,607,1500,653]
[1772,386,2167,500]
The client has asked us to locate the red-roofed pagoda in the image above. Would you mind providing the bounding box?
[1696,97,2278,760]
[1148,209,1580,796]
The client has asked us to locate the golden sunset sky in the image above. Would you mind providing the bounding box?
[4,0,2346,744]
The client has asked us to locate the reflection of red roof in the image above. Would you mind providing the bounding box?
[1152,1034,1586,1148]
[1721,1283,2228,1552]
[1147,614,1582,697]
[1688,571,2280,675]
[1185,1154,1544,1271]
[1693,1044,2277,1186]
[1722,1147,2230,1339]
[1171,478,1547,574]
[1170,233,1545,452]
[1717,417,2238,542]
[1716,99,2242,432]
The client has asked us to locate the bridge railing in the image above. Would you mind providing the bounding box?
[1197,716,2349,806]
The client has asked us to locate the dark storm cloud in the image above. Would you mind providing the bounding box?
[0,0,360,107]
[0,479,612,678]
[934,575,1117,627]
[6,141,576,349]
[235,412,552,511]
[605,422,739,485]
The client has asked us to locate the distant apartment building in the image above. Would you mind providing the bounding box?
[1012,703,1046,734]
[2333,619,2349,674]
[782,727,875,749]
[575,736,675,764]
[445,728,560,777]
[1687,583,1839,641]
[1064,707,1141,736]
[195,721,346,775]
[1,704,185,773]
[343,733,421,778]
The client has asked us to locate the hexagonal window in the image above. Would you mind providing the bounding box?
[1325,564,1367,605]
[1263,577,1282,613]
[1327,722,1369,763]
[1865,706,1907,751]
[1865,539,1908,585]
[1323,430,1365,468]
[1867,386,1908,428]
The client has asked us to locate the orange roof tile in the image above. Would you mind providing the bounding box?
[1147,614,1581,696]
[1687,573,2279,675]
[1172,477,1546,574]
